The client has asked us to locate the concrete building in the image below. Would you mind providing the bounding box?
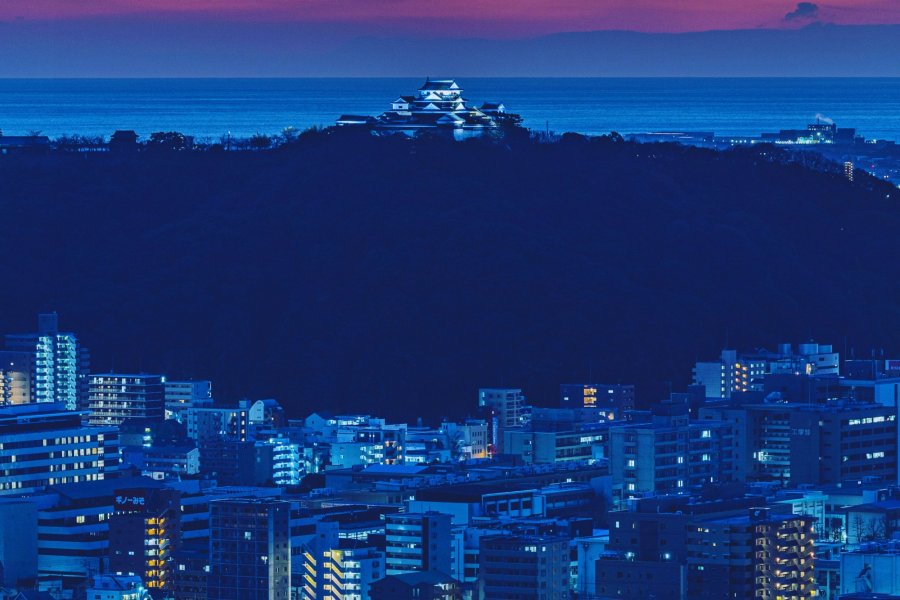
[479,534,569,600]
[478,388,528,455]
[108,487,182,594]
[186,405,249,442]
[36,477,163,588]
[385,512,452,576]
[841,541,900,596]
[685,508,816,600]
[86,575,151,600]
[208,498,292,600]
[700,399,897,485]
[504,429,603,464]
[0,498,38,586]
[440,419,489,460]
[693,343,839,400]
[88,374,165,426]
[693,349,767,399]
[321,544,384,600]
[560,383,635,419]
[0,402,119,495]
[3,312,90,411]
[0,351,31,406]
[609,397,734,506]
[163,380,212,422]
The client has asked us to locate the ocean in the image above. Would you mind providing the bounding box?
[0,78,898,141]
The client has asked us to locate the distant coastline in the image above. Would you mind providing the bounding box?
[1,78,899,141]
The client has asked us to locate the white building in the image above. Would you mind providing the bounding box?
[336,79,516,139]
[841,541,900,596]
[87,574,151,600]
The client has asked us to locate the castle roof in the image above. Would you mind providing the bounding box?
[419,79,459,91]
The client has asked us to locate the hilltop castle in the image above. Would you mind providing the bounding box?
[336,79,520,138]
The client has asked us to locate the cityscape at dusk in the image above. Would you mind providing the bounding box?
[2,0,900,599]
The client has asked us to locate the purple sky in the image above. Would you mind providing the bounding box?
[1,0,898,35]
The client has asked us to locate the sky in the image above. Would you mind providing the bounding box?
[0,1,898,76]
[1,0,898,36]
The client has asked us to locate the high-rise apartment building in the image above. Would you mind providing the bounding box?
[322,543,385,600]
[88,374,165,426]
[4,312,90,410]
[108,487,182,594]
[686,508,816,600]
[0,350,32,405]
[208,498,291,600]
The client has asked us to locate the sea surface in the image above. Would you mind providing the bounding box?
[0,78,898,141]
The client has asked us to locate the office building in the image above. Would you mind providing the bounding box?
[88,374,165,426]
[385,512,452,576]
[208,498,291,600]
[36,476,163,587]
[479,534,569,600]
[0,402,119,495]
[3,312,90,410]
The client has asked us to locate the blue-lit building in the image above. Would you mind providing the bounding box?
[88,373,165,426]
[0,402,119,495]
[3,312,90,410]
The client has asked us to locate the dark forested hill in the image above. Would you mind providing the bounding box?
[1,131,898,419]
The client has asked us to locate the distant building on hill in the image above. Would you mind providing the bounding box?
[336,78,520,139]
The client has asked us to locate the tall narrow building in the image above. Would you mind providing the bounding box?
[478,388,528,455]
[4,312,90,410]
[208,498,291,600]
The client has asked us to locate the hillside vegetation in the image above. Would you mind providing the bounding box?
[1,130,897,419]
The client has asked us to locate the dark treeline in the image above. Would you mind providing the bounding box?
[0,129,897,420]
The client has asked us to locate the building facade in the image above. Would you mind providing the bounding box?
[208,498,292,600]
[88,374,165,426]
